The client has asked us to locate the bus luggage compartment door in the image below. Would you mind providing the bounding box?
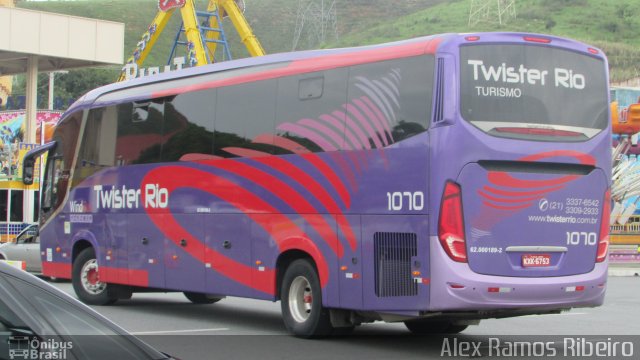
[458,162,608,277]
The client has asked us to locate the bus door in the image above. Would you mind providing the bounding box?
[361,215,430,311]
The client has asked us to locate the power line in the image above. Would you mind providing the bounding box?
[469,0,516,26]
[292,0,338,51]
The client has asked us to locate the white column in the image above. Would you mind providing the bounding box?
[48,72,54,111]
[24,55,38,224]
[25,55,38,144]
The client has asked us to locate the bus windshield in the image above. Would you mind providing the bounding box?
[460,44,608,141]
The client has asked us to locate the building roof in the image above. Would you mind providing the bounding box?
[0,6,124,75]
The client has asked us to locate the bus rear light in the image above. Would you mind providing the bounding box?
[488,287,511,293]
[465,36,480,42]
[523,36,551,44]
[588,48,599,55]
[494,127,583,137]
[596,190,610,263]
[565,286,585,292]
[439,181,467,262]
[448,283,465,289]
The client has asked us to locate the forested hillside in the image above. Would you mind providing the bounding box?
[13,0,640,100]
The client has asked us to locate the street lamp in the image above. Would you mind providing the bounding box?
[48,70,68,111]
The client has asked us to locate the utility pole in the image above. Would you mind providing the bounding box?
[469,0,516,26]
[292,0,338,51]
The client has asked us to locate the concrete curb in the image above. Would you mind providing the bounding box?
[608,268,640,276]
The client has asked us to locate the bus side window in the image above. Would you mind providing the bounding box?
[347,56,434,144]
[275,69,348,153]
[116,100,164,164]
[162,89,216,162]
[214,80,277,158]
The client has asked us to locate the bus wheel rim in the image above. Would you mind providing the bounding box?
[289,276,313,323]
[81,259,106,295]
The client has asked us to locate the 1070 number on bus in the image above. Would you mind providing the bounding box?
[386,191,424,211]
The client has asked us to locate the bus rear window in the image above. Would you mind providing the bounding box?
[460,44,608,141]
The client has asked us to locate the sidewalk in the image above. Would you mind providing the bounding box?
[608,262,640,276]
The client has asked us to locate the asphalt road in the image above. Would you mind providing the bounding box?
[49,276,640,360]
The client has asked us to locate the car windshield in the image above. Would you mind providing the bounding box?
[3,275,168,360]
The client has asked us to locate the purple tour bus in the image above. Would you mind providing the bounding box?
[23,32,611,337]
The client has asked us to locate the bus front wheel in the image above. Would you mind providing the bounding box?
[72,247,116,305]
[404,320,468,334]
[281,259,333,338]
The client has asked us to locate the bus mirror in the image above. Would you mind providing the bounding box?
[21,142,57,186]
[23,158,35,185]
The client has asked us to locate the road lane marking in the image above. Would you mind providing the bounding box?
[131,328,229,335]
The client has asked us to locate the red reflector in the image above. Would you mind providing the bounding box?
[576,286,585,291]
[588,48,599,54]
[524,36,551,43]
[449,283,465,289]
[438,181,467,262]
[465,36,480,42]
[494,127,582,137]
[488,287,499,293]
[596,190,610,262]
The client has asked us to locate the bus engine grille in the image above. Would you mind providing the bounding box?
[374,232,418,297]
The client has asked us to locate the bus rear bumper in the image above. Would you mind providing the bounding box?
[428,237,608,312]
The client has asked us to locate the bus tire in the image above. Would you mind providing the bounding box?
[183,292,223,304]
[72,247,116,305]
[404,320,468,335]
[281,259,333,338]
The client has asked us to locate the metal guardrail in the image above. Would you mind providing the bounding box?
[611,215,640,234]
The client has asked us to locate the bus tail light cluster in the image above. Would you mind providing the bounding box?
[438,181,467,262]
[596,190,610,263]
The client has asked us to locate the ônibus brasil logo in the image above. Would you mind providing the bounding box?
[158,0,186,12]
[7,336,72,360]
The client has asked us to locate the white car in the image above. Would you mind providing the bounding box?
[0,224,41,274]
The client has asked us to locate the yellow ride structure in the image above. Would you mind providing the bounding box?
[118,0,265,81]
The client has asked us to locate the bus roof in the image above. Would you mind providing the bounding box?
[65,32,603,115]
[68,34,452,112]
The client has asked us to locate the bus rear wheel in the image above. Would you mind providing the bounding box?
[281,259,333,338]
[404,320,468,335]
[183,292,223,304]
[72,247,116,305]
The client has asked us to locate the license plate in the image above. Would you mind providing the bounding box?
[522,254,551,268]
